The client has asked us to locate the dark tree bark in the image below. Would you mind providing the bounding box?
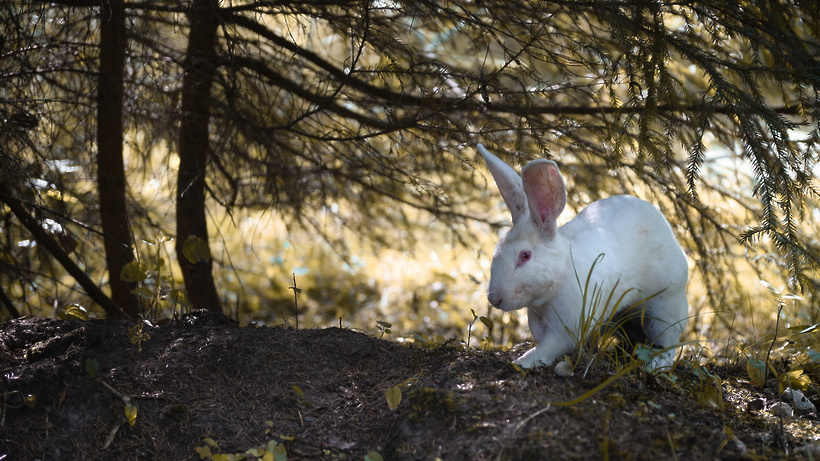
[176,0,222,313]
[97,0,139,316]
[0,284,21,319]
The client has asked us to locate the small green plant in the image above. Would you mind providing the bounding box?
[747,281,814,393]
[759,281,789,382]
[121,234,189,320]
[375,320,392,339]
[685,360,725,410]
[128,318,151,357]
[466,308,493,348]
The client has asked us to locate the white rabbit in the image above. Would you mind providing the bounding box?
[477,144,689,371]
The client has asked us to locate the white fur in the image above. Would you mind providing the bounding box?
[477,144,689,371]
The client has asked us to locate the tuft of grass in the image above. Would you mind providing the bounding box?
[565,253,669,377]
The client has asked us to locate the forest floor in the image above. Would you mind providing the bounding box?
[2,310,820,460]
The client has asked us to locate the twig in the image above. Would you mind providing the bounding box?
[0,390,10,427]
[765,299,784,380]
[98,379,133,450]
[289,274,301,329]
[102,422,121,450]
[99,379,132,407]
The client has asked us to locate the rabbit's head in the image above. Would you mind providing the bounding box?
[478,144,570,312]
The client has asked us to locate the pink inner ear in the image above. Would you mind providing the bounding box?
[522,161,566,227]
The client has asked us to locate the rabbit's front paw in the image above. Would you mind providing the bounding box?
[513,348,551,368]
[643,348,676,373]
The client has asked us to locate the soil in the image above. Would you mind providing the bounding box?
[1,310,819,460]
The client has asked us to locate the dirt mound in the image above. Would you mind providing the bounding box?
[1,311,817,460]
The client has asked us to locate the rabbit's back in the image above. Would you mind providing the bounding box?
[561,195,687,291]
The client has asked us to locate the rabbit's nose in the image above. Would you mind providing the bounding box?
[487,291,502,308]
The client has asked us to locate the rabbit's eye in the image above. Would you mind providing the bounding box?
[516,250,532,267]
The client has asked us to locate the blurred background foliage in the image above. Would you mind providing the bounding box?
[0,0,819,362]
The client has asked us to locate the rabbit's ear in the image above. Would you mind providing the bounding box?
[522,159,566,238]
[477,144,528,223]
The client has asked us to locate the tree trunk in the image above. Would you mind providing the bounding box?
[97,0,139,316]
[176,0,222,313]
[0,284,21,319]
